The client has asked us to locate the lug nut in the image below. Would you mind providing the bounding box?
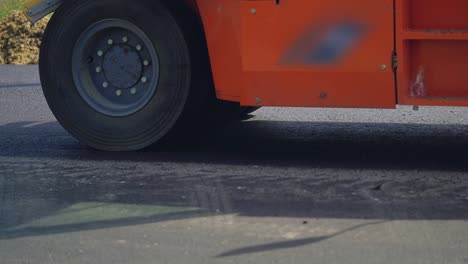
[107,39,113,45]
[143,60,149,66]
[97,50,103,57]
[131,88,137,95]
[102,82,109,88]
[116,90,122,96]
[136,45,142,51]
[141,76,147,83]
[122,36,128,43]
[95,67,102,73]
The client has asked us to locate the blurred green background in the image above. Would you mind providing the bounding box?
[0,0,25,19]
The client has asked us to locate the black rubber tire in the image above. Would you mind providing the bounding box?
[40,0,193,151]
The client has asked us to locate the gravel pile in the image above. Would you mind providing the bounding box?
[0,10,49,64]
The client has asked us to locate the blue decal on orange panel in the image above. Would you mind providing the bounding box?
[280,22,366,65]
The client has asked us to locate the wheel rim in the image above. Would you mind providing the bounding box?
[72,19,160,117]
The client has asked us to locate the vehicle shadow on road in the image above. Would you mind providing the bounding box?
[1,120,468,242]
[2,119,468,171]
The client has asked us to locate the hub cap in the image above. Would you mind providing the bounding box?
[72,19,160,117]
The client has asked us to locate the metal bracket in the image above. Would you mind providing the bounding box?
[24,0,62,24]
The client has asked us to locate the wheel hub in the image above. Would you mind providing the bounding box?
[72,19,160,117]
[102,44,143,89]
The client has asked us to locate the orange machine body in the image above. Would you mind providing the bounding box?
[193,0,468,108]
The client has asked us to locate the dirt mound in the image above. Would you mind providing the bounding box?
[0,10,49,64]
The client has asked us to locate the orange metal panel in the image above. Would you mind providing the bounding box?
[239,0,395,108]
[198,0,395,108]
[196,0,243,102]
[396,0,468,107]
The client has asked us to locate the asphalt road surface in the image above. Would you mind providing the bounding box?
[1,65,468,264]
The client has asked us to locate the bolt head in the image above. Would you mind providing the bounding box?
[141,76,147,83]
[116,90,122,96]
[136,45,142,51]
[250,9,257,15]
[143,60,149,66]
[95,67,102,73]
[102,82,108,88]
[131,88,137,95]
[381,64,388,71]
[97,50,103,57]
[107,39,113,45]
[122,36,128,43]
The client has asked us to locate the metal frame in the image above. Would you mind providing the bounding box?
[25,0,62,23]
